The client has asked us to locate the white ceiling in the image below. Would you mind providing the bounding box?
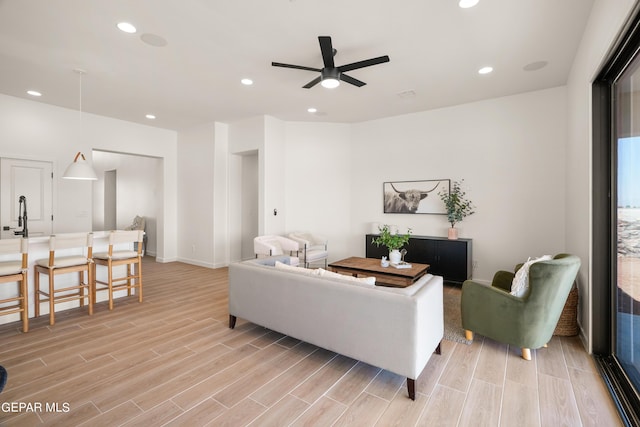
[0,0,595,131]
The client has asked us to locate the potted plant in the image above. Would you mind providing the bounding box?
[372,224,412,263]
[439,180,475,240]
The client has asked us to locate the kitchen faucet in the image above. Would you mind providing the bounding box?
[14,195,28,238]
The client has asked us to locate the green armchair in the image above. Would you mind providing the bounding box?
[461,254,581,360]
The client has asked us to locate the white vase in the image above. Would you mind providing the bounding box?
[389,249,402,264]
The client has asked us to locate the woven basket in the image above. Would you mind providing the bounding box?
[554,285,579,336]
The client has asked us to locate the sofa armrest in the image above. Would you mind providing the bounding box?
[254,239,277,256]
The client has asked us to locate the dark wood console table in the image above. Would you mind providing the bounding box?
[365,234,472,284]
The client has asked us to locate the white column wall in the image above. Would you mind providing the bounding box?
[177,123,215,267]
[284,122,352,262]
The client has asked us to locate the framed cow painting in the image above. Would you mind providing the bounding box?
[383,179,450,214]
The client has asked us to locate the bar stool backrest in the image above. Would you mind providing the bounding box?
[45,233,93,267]
[108,230,144,245]
[49,233,93,251]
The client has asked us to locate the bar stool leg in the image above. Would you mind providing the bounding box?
[127,264,132,296]
[21,273,28,333]
[79,271,85,309]
[49,273,55,326]
[88,265,93,316]
[137,263,143,303]
[108,261,114,311]
[34,268,40,318]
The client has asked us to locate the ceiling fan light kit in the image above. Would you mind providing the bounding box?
[272,36,389,89]
[320,68,341,88]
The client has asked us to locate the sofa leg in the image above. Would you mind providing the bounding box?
[521,348,531,361]
[228,315,237,329]
[407,378,416,400]
[434,341,442,355]
[465,330,474,341]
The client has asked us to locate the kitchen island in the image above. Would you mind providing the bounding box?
[0,231,139,328]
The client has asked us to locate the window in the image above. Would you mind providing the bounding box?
[593,6,640,425]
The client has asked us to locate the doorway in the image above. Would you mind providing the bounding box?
[229,150,259,262]
[240,152,259,260]
[91,150,161,256]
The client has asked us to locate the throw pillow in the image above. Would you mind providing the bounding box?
[510,255,552,297]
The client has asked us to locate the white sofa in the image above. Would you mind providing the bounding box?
[228,256,444,400]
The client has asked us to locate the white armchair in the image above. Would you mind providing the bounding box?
[254,235,300,266]
[288,232,328,268]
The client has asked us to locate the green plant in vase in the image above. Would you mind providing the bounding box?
[439,179,475,239]
[372,224,411,263]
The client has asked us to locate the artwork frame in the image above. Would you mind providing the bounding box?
[383,179,450,214]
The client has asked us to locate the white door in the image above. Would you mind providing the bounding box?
[1,158,53,239]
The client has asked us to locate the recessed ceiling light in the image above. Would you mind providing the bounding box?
[478,66,493,75]
[117,22,137,34]
[307,107,317,113]
[145,114,156,120]
[27,90,42,97]
[459,0,479,8]
[241,78,253,85]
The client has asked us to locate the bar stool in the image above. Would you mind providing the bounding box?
[92,230,144,310]
[0,238,29,333]
[34,233,93,326]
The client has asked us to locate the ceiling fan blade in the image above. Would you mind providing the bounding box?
[338,55,390,73]
[272,62,321,72]
[303,76,322,89]
[340,74,366,87]
[318,36,335,69]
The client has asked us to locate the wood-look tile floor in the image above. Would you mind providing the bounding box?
[0,258,623,426]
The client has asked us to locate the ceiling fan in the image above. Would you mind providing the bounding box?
[272,36,390,89]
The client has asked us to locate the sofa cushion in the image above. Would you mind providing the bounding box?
[274,260,320,276]
[317,268,376,287]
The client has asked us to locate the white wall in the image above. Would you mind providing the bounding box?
[284,122,352,262]
[565,0,637,350]
[177,123,215,267]
[350,87,568,283]
[0,93,178,261]
[263,116,287,235]
[212,122,230,268]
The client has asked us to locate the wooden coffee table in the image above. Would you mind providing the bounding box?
[328,256,430,288]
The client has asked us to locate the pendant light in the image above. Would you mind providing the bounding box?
[63,69,98,180]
